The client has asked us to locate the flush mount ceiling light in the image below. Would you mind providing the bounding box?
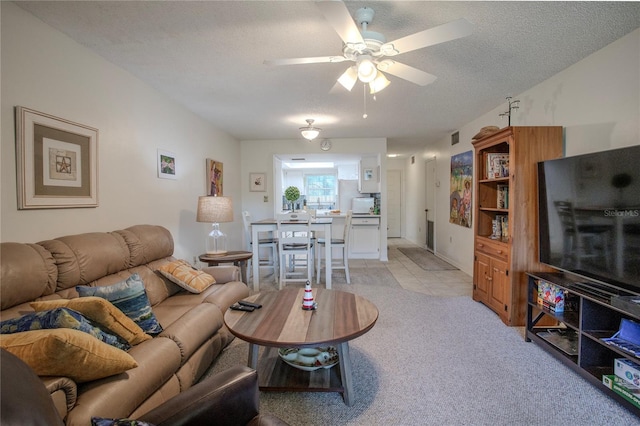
[300,119,321,140]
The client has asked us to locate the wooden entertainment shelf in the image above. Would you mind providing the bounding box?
[472,126,563,326]
[526,271,640,415]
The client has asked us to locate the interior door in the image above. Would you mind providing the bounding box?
[386,170,401,238]
[425,157,436,251]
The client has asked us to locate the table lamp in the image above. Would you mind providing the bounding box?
[196,196,233,256]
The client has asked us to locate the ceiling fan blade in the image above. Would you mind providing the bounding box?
[382,18,474,55]
[380,61,437,86]
[329,80,346,94]
[264,56,346,66]
[316,0,365,45]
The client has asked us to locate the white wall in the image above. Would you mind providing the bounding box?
[239,137,388,260]
[0,2,243,261]
[404,28,640,275]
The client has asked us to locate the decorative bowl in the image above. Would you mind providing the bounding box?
[278,347,339,371]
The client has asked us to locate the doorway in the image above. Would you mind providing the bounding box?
[386,169,401,237]
[425,157,436,252]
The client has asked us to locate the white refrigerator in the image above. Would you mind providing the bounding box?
[338,180,359,212]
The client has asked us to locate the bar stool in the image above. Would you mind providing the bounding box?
[276,212,314,289]
[316,210,352,284]
[242,211,278,281]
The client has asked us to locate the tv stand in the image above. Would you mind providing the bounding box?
[526,272,640,415]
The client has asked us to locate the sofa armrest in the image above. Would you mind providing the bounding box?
[42,376,77,420]
[202,265,241,283]
[1,349,65,426]
[138,365,269,426]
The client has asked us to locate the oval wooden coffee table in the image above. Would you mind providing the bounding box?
[223,287,378,406]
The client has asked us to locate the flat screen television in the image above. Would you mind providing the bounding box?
[538,145,640,295]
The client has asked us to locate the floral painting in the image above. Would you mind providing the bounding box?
[157,150,176,180]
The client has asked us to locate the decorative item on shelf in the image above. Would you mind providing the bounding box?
[196,196,233,256]
[300,119,321,141]
[278,347,339,371]
[284,186,301,211]
[498,96,520,126]
[485,152,509,179]
[490,215,508,241]
[302,280,317,310]
[497,184,509,209]
[472,125,500,140]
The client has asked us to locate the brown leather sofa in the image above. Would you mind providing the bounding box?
[1,349,289,426]
[0,225,268,425]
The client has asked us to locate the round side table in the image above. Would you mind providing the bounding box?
[199,251,253,284]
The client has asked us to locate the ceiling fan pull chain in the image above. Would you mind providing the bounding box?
[363,83,368,119]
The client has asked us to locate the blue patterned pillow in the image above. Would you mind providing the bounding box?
[77,274,163,335]
[91,418,155,426]
[0,307,130,350]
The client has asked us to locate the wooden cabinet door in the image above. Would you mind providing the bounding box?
[489,258,509,320]
[473,252,491,303]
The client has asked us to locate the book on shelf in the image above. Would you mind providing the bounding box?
[497,184,509,209]
[490,215,509,241]
[485,153,509,179]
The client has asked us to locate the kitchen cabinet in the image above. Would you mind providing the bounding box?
[349,216,380,259]
[358,156,380,193]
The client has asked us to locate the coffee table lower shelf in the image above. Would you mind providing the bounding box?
[257,347,344,393]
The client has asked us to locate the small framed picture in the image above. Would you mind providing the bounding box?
[364,168,374,181]
[157,149,177,179]
[207,159,223,195]
[250,172,266,192]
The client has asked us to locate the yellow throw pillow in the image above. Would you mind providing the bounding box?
[30,297,151,346]
[0,329,138,383]
[157,260,216,294]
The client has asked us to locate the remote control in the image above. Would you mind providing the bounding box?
[230,303,254,312]
[238,300,262,309]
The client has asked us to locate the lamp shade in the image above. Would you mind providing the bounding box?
[357,56,377,83]
[337,66,358,91]
[196,196,233,223]
[369,71,390,94]
[301,128,320,141]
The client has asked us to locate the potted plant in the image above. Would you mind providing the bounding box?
[284,186,301,212]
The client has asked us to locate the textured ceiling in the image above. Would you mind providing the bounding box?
[15,1,640,156]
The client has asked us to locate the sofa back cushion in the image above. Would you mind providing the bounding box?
[0,225,175,313]
[0,243,57,311]
[38,232,130,289]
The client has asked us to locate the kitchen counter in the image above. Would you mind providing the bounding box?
[316,212,381,218]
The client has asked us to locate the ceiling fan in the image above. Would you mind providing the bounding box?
[264,1,474,94]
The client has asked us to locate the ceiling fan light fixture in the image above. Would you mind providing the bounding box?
[379,43,399,57]
[369,71,390,94]
[337,66,358,91]
[299,119,321,141]
[357,56,377,83]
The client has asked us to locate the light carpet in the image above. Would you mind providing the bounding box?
[396,247,458,271]
[206,283,637,425]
